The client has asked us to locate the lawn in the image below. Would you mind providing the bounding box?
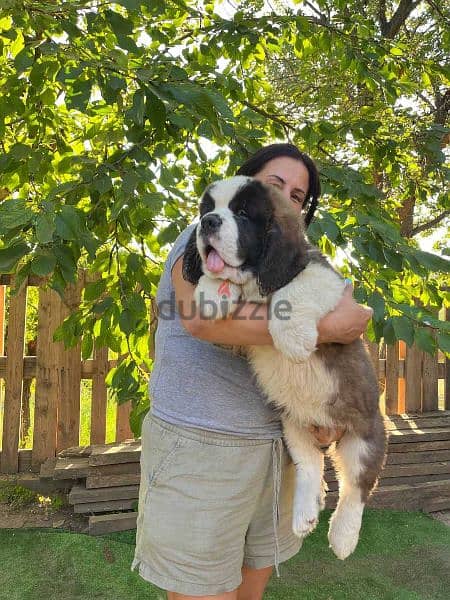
[0,509,448,600]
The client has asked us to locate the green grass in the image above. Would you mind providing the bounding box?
[0,509,448,600]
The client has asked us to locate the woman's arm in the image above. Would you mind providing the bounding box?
[171,256,373,346]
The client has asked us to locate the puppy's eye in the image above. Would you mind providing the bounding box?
[237,209,248,218]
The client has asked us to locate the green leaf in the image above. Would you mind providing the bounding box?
[0,198,33,235]
[437,332,450,355]
[55,206,83,241]
[0,242,29,272]
[367,291,385,321]
[407,249,450,273]
[106,9,134,36]
[31,251,56,276]
[35,213,55,244]
[81,334,93,360]
[128,90,145,126]
[84,279,107,302]
[414,328,436,355]
[392,316,415,347]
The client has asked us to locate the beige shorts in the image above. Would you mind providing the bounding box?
[131,413,301,596]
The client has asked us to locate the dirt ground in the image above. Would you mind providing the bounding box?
[0,474,88,532]
[0,499,88,532]
[431,511,450,527]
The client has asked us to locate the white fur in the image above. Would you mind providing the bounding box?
[269,261,345,362]
[283,420,325,539]
[328,434,369,559]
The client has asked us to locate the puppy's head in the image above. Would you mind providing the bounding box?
[182,176,309,295]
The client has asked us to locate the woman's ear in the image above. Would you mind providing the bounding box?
[182,226,203,284]
[257,222,309,296]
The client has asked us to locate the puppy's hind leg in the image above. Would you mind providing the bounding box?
[328,425,386,560]
[283,419,326,542]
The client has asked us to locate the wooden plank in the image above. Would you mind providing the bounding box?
[398,341,406,413]
[325,479,450,511]
[446,310,450,410]
[405,343,423,412]
[116,400,133,443]
[57,275,83,452]
[53,457,92,479]
[89,511,137,535]
[385,342,399,414]
[89,440,141,466]
[1,277,27,473]
[382,460,450,479]
[325,472,450,492]
[0,283,5,355]
[422,334,439,412]
[0,448,34,472]
[40,457,58,478]
[422,496,450,512]
[74,498,137,514]
[58,445,93,458]
[32,286,61,471]
[388,427,450,443]
[387,439,450,453]
[86,473,141,489]
[386,449,450,465]
[386,415,450,430]
[52,456,141,479]
[0,356,120,378]
[91,346,108,445]
[69,483,139,504]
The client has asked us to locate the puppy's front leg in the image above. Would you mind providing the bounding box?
[194,275,241,319]
[269,287,318,362]
[283,419,326,541]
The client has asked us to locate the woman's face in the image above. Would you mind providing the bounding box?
[252,156,309,212]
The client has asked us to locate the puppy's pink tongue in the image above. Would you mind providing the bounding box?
[206,249,225,273]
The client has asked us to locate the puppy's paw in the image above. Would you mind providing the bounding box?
[328,506,362,560]
[194,277,241,319]
[292,495,321,539]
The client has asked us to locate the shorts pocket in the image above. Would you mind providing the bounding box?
[144,419,185,500]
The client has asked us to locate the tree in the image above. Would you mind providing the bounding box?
[0,0,448,433]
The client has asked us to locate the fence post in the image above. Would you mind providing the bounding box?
[57,273,84,452]
[385,342,399,415]
[405,343,423,412]
[91,345,109,445]
[32,285,61,471]
[1,277,27,473]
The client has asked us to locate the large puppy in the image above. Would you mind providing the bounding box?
[182,176,387,560]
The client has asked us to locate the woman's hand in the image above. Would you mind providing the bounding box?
[316,284,373,345]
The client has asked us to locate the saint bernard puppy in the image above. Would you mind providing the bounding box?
[182,175,387,560]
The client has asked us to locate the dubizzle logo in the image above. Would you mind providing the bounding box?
[218,280,231,298]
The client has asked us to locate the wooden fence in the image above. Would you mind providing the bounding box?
[0,273,133,474]
[0,274,448,474]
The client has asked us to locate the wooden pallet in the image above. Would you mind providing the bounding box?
[40,412,450,534]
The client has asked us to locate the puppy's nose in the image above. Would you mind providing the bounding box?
[201,213,222,234]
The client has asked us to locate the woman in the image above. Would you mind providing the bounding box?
[131,144,373,600]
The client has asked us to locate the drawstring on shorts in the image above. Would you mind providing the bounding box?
[272,438,283,577]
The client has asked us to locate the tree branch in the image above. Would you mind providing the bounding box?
[379,0,421,39]
[412,210,450,236]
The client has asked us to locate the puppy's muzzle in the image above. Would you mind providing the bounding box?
[201,213,222,235]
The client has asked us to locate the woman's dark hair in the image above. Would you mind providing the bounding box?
[236,143,320,227]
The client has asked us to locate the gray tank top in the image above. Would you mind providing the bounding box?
[150,223,283,438]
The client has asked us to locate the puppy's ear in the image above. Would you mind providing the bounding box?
[182,226,203,284]
[257,222,308,295]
